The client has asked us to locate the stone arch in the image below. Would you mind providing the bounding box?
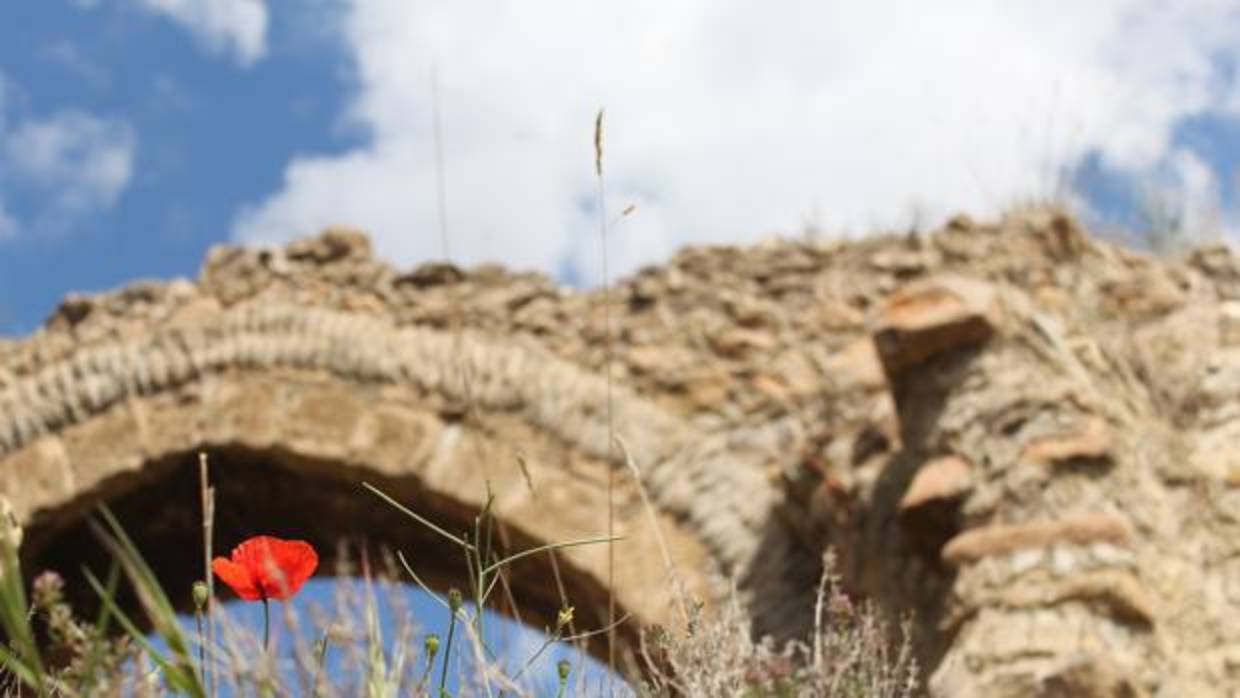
[0,301,803,659]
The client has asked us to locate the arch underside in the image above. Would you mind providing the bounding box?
[25,443,645,658]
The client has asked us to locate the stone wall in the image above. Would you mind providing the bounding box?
[4,208,1240,694]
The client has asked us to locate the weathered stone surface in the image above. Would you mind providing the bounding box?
[200,376,283,449]
[59,400,146,493]
[1022,416,1112,466]
[281,383,367,460]
[942,513,1134,564]
[1037,652,1150,698]
[824,337,887,390]
[8,208,1240,694]
[348,403,442,476]
[0,437,71,521]
[710,327,777,359]
[900,455,972,510]
[873,274,1003,373]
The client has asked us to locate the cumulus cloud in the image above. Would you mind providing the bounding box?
[3,110,136,216]
[135,0,268,66]
[0,71,136,238]
[234,1,1240,282]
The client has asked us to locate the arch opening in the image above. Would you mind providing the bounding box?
[19,445,636,663]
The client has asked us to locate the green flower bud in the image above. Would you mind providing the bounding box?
[556,605,574,630]
[192,581,209,610]
[557,659,571,681]
[424,632,440,657]
[447,588,463,612]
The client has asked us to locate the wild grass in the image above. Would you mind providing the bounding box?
[0,461,919,697]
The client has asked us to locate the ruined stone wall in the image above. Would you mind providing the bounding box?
[4,208,1240,695]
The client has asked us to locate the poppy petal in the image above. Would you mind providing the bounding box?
[226,536,318,601]
[266,539,317,599]
[211,557,261,601]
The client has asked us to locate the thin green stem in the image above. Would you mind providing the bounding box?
[195,609,206,686]
[508,634,558,683]
[438,610,457,697]
[396,552,450,612]
[474,501,491,658]
[555,659,572,698]
[262,597,270,651]
[415,636,438,696]
[363,483,473,551]
[481,535,621,578]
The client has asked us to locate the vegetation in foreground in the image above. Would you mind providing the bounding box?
[0,463,918,697]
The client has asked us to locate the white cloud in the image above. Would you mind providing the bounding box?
[234,1,1240,283]
[0,72,135,239]
[135,0,269,66]
[3,110,136,215]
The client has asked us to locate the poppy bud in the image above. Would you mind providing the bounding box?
[447,588,463,613]
[424,633,440,657]
[192,581,209,610]
[557,659,571,681]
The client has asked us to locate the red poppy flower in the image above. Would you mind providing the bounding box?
[212,536,318,601]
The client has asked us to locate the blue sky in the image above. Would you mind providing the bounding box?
[5,3,1240,335]
[137,577,618,696]
[0,1,360,333]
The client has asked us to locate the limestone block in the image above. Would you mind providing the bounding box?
[823,337,887,391]
[900,455,972,510]
[281,383,366,461]
[60,401,145,493]
[943,513,1133,565]
[1023,416,1112,465]
[709,327,777,359]
[200,377,282,449]
[0,436,71,520]
[349,404,442,476]
[873,274,1002,373]
[140,389,205,460]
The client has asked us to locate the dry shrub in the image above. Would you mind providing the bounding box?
[638,554,919,698]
